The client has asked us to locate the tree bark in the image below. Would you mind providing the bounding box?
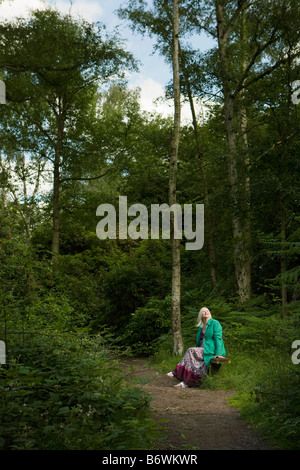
[52,108,64,258]
[280,189,287,318]
[169,0,184,356]
[278,55,293,318]
[216,0,251,302]
[237,2,252,301]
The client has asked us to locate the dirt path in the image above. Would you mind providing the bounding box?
[123,356,272,451]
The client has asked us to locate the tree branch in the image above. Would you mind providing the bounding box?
[60,169,110,183]
[233,31,281,97]
[252,131,297,167]
[223,0,250,44]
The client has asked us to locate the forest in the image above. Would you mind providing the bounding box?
[0,0,299,451]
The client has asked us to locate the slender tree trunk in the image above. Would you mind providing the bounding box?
[52,111,64,258]
[280,188,287,318]
[0,164,12,239]
[20,151,31,239]
[238,2,252,300]
[279,57,293,318]
[169,0,183,356]
[216,0,251,302]
[52,151,60,257]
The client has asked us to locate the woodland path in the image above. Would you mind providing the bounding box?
[123,356,273,451]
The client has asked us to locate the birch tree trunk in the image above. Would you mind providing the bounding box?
[169,0,183,355]
[52,104,65,258]
[216,0,252,302]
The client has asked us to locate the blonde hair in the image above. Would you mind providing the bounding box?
[196,307,211,327]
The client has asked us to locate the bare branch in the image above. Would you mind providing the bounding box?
[252,131,298,166]
[60,169,110,183]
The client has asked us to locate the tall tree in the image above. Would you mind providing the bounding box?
[0,9,136,257]
[184,0,300,302]
[118,0,184,353]
[213,0,253,302]
[169,0,184,355]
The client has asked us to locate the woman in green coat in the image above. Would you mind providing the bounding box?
[167,307,226,388]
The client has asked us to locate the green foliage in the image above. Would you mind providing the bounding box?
[96,240,171,329]
[0,237,161,450]
[121,296,172,355]
[222,303,300,450]
[152,296,300,449]
[0,0,299,452]
[0,331,158,450]
[49,254,102,326]
[25,293,85,331]
[250,367,300,449]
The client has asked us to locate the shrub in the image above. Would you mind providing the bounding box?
[0,331,158,450]
[121,296,172,355]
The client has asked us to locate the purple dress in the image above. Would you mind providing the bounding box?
[172,330,208,387]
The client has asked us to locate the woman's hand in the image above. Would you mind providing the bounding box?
[214,355,225,358]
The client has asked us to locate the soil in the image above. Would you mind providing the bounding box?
[123,356,273,451]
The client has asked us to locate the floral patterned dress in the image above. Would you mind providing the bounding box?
[172,330,208,387]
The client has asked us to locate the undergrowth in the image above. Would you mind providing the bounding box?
[150,299,300,450]
[0,329,159,450]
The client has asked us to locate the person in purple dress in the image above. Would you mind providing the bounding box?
[167,307,226,388]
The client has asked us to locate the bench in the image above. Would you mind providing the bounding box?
[209,356,231,375]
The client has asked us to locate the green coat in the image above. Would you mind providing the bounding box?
[196,318,226,367]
